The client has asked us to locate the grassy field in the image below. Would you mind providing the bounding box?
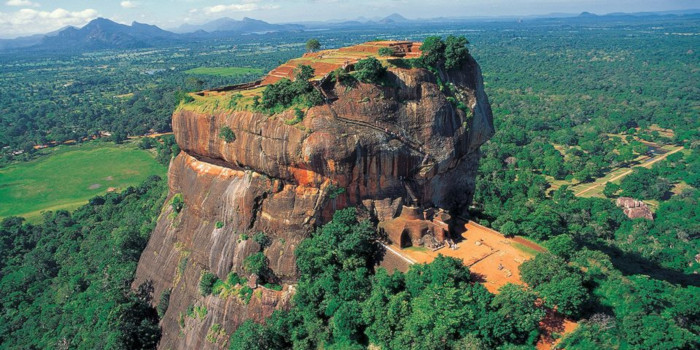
[184,67,264,77]
[0,141,167,222]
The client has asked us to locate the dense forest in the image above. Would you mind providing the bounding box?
[0,13,698,350]
[0,176,166,349]
[228,207,698,349]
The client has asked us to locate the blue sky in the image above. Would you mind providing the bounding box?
[0,0,697,38]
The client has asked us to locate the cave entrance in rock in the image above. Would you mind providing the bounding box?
[400,229,412,248]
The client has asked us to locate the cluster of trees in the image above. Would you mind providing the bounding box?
[353,57,388,84]
[419,35,470,70]
[138,134,181,165]
[0,34,306,163]
[609,150,699,200]
[261,64,323,110]
[557,247,699,349]
[229,208,549,349]
[0,176,167,349]
[469,17,699,347]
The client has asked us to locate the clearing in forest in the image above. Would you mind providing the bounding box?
[392,221,576,350]
[0,141,167,222]
[400,221,544,293]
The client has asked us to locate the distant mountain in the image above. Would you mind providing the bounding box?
[2,9,699,53]
[0,26,71,50]
[0,16,305,52]
[174,17,302,34]
[577,11,599,18]
[380,13,409,24]
[0,34,45,50]
[37,18,179,50]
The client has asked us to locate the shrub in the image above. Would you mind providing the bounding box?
[285,108,304,125]
[215,221,224,229]
[261,77,321,110]
[419,35,470,70]
[353,57,387,84]
[263,283,283,291]
[219,126,235,143]
[175,90,194,103]
[171,193,184,213]
[244,252,269,277]
[378,47,394,57]
[239,286,254,304]
[419,36,446,68]
[156,288,171,318]
[327,183,346,199]
[253,232,271,249]
[332,67,357,87]
[199,271,218,296]
[206,323,225,344]
[294,64,314,81]
[226,272,242,286]
[444,35,470,69]
[138,137,156,150]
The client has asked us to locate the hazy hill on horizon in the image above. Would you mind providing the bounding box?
[1,9,698,52]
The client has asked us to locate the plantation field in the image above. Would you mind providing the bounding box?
[184,66,264,77]
[0,142,167,221]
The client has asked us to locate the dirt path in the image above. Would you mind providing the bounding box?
[575,146,684,196]
[380,242,417,265]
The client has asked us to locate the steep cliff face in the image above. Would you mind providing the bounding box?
[133,42,494,349]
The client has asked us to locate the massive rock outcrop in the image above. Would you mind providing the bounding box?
[133,41,494,349]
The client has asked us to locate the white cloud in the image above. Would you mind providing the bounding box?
[0,8,97,38]
[120,1,138,9]
[5,0,40,7]
[202,2,279,15]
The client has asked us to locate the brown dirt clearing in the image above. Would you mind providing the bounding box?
[392,221,576,349]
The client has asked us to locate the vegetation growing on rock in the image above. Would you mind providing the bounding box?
[419,35,470,70]
[228,208,548,349]
[261,64,324,110]
[219,126,236,142]
[353,57,388,84]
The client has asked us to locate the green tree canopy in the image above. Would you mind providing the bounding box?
[353,57,387,84]
[306,38,321,52]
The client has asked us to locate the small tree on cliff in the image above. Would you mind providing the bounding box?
[378,47,395,57]
[294,64,315,81]
[306,38,321,52]
[353,57,387,84]
[420,36,446,68]
[420,35,470,70]
[219,126,235,143]
[444,35,470,69]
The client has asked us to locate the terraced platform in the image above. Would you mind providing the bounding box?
[261,41,422,85]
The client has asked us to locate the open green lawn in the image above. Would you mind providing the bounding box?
[184,66,264,77]
[0,141,167,222]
